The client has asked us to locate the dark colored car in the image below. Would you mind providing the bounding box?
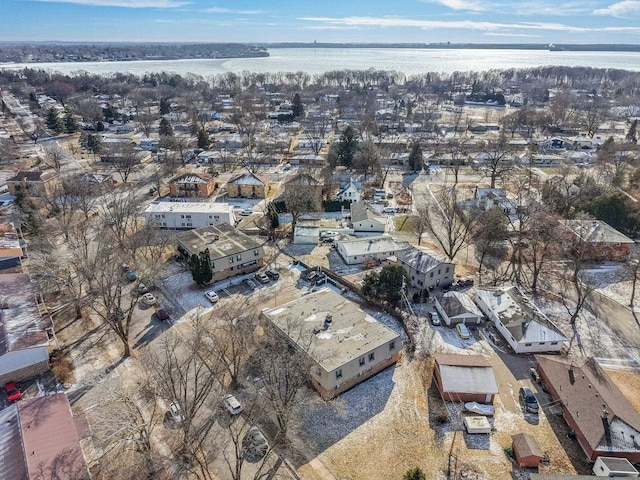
[519,387,539,414]
[4,382,22,402]
[156,308,170,321]
[265,269,279,280]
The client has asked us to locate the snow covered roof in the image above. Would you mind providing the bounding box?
[337,236,409,258]
[176,224,263,260]
[434,354,498,395]
[170,173,214,185]
[397,246,452,274]
[145,202,233,215]
[438,291,483,319]
[227,172,266,186]
[350,202,386,224]
[563,220,634,245]
[0,273,49,356]
[475,286,568,345]
[262,289,400,373]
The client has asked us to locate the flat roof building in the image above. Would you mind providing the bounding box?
[144,201,236,229]
[262,289,401,398]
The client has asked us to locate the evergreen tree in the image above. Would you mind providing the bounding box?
[627,119,638,143]
[403,467,426,480]
[335,125,359,168]
[199,248,213,285]
[408,142,423,172]
[63,105,78,133]
[291,93,304,118]
[45,107,64,133]
[159,97,171,115]
[190,253,202,284]
[197,128,210,149]
[159,117,174,137]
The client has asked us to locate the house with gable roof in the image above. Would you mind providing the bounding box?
[397,246,455,293]
[168,172,216,199]
[475,286,568,354]
[349,202,387,234]
[335,178,361,203]
[226,171,269,199]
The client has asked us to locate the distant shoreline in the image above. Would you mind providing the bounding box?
[256,43,640,52]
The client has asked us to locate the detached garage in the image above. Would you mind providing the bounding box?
[433,354,499,404]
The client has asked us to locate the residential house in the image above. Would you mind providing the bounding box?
[176,224,265,281]
[530,154,563,168]
[512,433,544,468]
[434,291,484,326]
[336,235,409,265]
[226,172,269,199]
[289,153,325,166]
[284,173,323,204]
[397,246,455,292]
[0,393,90,480]
[592,457,639,477]
[261,289,401,399]
[562,220,635,262]
[144,202,235,229]
[168,173,216,199]
[293,217,321,245]
[350,202,387,234]
[335,179,361,203]
[475,286,568,354]
[0,273,51,384]
[433,354,499,404]
[6,170,59,198]
[0,223,22,271]
[473,187,516,215]
[536,355,640,463]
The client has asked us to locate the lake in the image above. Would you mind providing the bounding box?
[3,48,640,76]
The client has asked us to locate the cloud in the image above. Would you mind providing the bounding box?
[483,32,542,37]
[298,16,591,33]
[593,1,640,17]
[204,7,263,15]
[30,0,188,7]
[425,0,485,11]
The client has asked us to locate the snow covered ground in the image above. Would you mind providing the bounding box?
[580,262,636,308]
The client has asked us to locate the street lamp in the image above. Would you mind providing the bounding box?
[630,259,639,310]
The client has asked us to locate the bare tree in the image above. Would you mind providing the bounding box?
[352,139,380,180]
[424,186,476,261]
[471,208,508,285]
[42,142,67,172]
[412,202,431,246]
[106,142,142,183]
[283,178,322,234]
[212,304,256,388]
[480,132,514,189]
[100,189,142,248]
[521,210,561,292]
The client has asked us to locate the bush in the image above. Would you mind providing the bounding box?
[503,446,514,459]
[322,199,352,212]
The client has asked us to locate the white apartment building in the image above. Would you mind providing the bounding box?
[144,202,236,230]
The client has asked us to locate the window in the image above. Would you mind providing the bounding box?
[539,342,546,345]
[185,215,191,219]
[438,269,441,275]
[389,341,395,351]
[208,215,212,219]
[229,258,233,263]
[369,353,375,362]
[430,272,434,278]
[524,343,532,346]
[254,249,259,256]
[359,357,365,367]
[186,223,192,227]
[551,342,558,345]
[181,214,185,218]
[445,267,449,273]
[236,255,241,261]
[336,369,343,379]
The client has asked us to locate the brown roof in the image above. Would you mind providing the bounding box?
[512,433,543,458]
[537,355,640,455]
[7,170,57,183]
[285,172,322,186]
[434,354,491,368]
[0,404,28,479]
[18,393,90,480]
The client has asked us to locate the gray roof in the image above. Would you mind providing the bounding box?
[530,475,595,480]
[337,236,409,257]
[228,172,266,186]
[170,173,213,184]
[597,457,638,473]
[262,289,400,373]
[475,286,568,344]
[397,246,452,274]
[176,224,263,260]
[563,219,634,245]
[435,354,498,395]
[350,202,386,224]
[0,404,28,480]
[438,291,483,319]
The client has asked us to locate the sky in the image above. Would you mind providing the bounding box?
[1,0,640,44]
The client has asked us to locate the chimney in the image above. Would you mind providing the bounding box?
[601,409,612,447]
[568,367,575,385]
[322,313,333,331]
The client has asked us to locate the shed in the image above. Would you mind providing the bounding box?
[293,218,321,245]
[433,354,499,404]
[512,433,543,468]
[593,457,639,477]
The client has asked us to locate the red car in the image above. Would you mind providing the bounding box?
[156,308,170,321]
[4,382,22,402]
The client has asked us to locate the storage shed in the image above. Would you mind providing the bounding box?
[464,416,491,434]
[433,354,499,404]
[512,433,543,468]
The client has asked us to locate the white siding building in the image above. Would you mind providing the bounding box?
[475,286,568,354]
[336,235,409,265]
[145,202,236,229]
[350,202,387,234]
[397,246,455,292]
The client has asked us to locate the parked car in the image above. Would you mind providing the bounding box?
[137,282,149,294]
[156,308,170,321]
[254,272,270,284]
[306,271,319,282]
[126,270,138,282]
[315,274,327,285]
[169,401,185,424]
[430,312,441,326]
[141,293,157,306]
[265,269,279,280]
[529,367,541,383]
[239,208,253,216]
[222,394,243,415]
[4,382,21,402]
[205,290,220,304]
[519,387,539,414]
[456,323,471,340]
[244,279,257,290]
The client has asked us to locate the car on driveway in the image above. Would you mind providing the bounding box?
[169,401,185,424]
[430,312,441,326]
[244,279,257,290]
[242,426,268,459]
[239,208,253,216]
[265,269,279,280]
[456,323,471,339]
[141,293,157,306]
[254,272,270,284]
[4,382,21,402]
[223,394,243,415]
[205,290,219,304]
[156,308,170,321]
[519,387,539,414]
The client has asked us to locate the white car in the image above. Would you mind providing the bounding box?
[141,293,157,306]
[169,401,185,424]
[239,208,253,216]
[205,290,219,303]
[223,394,243,415]
[430,312,441,326]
